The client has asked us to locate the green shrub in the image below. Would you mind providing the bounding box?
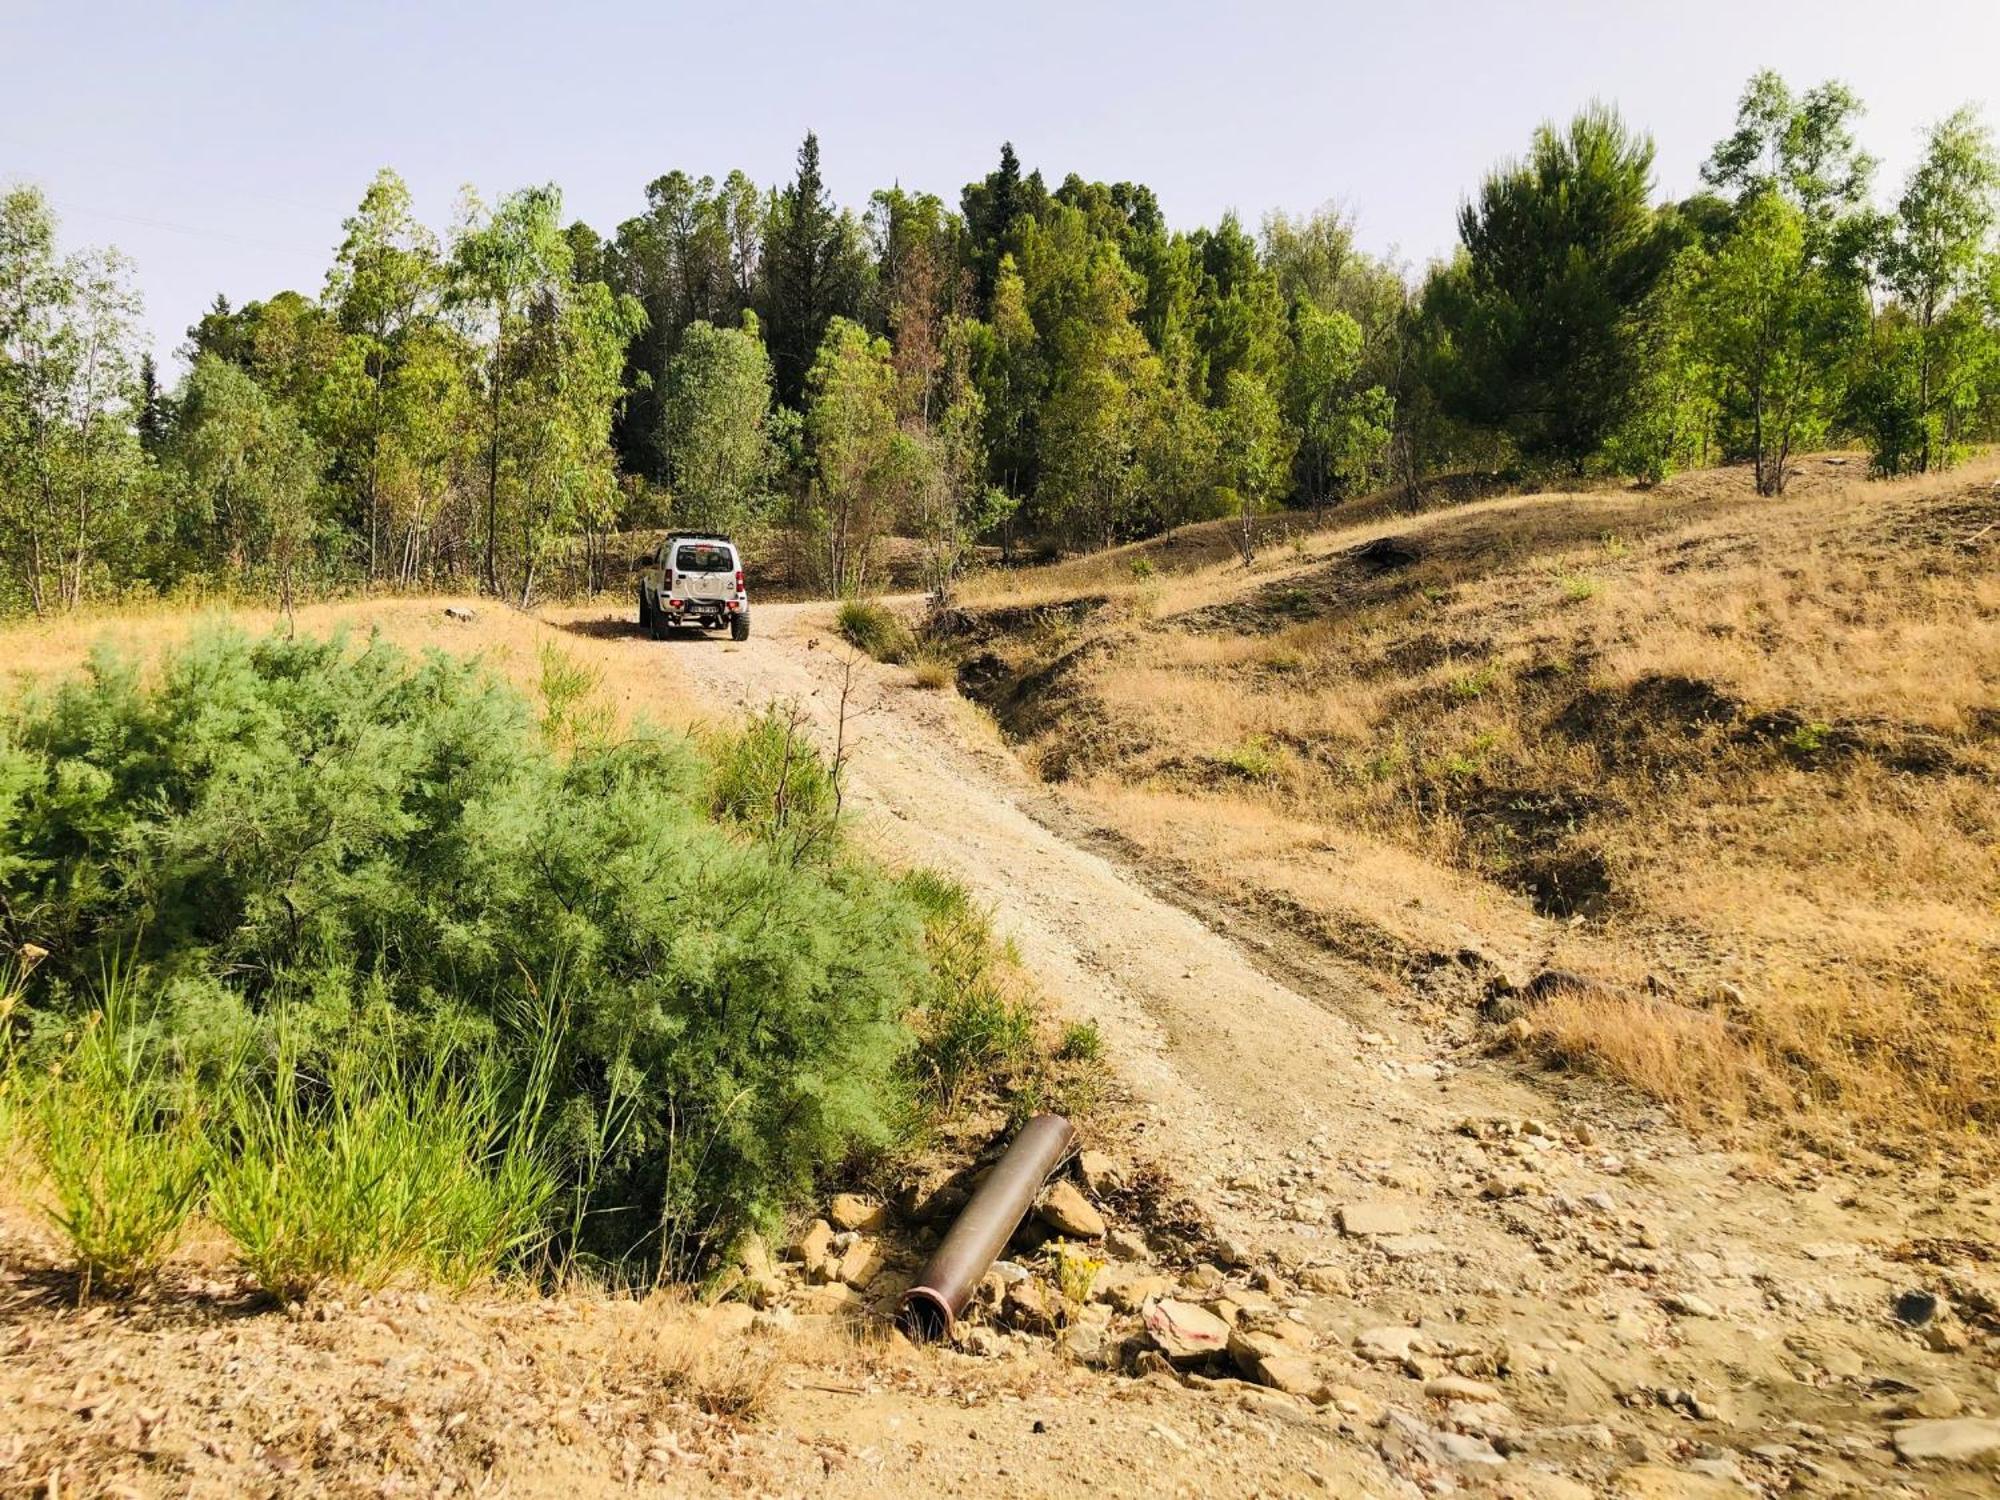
[836,599,915,663]
[1221,735,1279,780]
[707,705,839,849]
[0,628,933,1277]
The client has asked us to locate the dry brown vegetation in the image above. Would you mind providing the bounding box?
[0,594,701,733]
[946,454,2000,1143]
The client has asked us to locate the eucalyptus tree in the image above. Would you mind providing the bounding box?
[451,184,642,599]
[0,187,149,614]
[802,316,902,595]
[1691,72,1875,493]
[1864,108,2000,473]
[661,316,778,535]
[322,169,446,575]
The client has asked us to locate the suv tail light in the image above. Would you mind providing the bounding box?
[734,569,745,590]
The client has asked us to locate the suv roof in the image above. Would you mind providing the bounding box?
[667,533,734,546]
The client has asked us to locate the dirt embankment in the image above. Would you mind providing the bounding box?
[936,454,2000,1141]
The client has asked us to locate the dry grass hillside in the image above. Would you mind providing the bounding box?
[943,455,2000,1142]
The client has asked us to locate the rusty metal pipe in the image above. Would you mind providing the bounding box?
[898,1113,1077,1341]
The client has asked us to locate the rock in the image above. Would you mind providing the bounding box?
[1426,1374,1504,1403]
[1036,1180,1106,1240]
[1610,1462,1752,1497]
[1253,1353,1329,1402]
[1338,1201,1417,1237]
[791,1217,834,1263]
[1093,1268,1171,1314]
[898,1166,973,1224]
[1077,1150,1121,1198]
[443,605,475,622]
[1925,1321,1971,1353]
[1893,1417,2000,1462]
[1384,1409,1505,1467]
[1481,1173,1537,1200]
[1228,1325,1304,1381]
[801,1283,865,1315]
[698,1301,757,1338]
[1524,968,1615,1005]
[1213,1235,1252,1267]
[791,1218,837,1281]
[835,1237,884,1290]
[1064,1320,1118,1368]
[1142,1297,1231,1365]
[1183,1263,1226,1292]
[1002,1279,1058,1335]
[828,1193,885,1232]
[1663,1293,1718,1319]
[732,1235,784,1305]
[1911,1385,1963,1419]
[1355,1326,1427,1364]
[1492,1474,1595,1500]
[1298,1264,1351,1295]
[1105,1228,1149,1262]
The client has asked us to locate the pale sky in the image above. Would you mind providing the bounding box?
[7,0,1998,366]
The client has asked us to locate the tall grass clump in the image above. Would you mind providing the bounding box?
[896,869,1106,1123]
[29,970,207,1294]
[836,598,915,663]
[0,627,942,1281]
[210,1037,558,1299]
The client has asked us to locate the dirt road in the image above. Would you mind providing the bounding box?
[633,597,2000,1495]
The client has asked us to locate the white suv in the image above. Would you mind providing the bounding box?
[638,535,750,641]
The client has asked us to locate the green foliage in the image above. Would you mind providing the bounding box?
[835,597,915,663]
[1862,109,2000,474]
[804,318,903,595]
[1221,735,1279,780]
[10,81,2000,618]
[706,705,840,851]
[168,355,326,605]
[901,872,1037,1115]
[0,628,940,1276]
[208,1036,557,1300]
[662,318,778,534]
[30,972,207,1293]
[0,187,152,616]
[1432,106,1679,471]
[1056,1020,1103,1063]
[1285,302,1394,505]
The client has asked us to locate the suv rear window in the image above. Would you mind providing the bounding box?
[674,544,732,573]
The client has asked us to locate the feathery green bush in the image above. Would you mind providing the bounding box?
[0,627,933,1277]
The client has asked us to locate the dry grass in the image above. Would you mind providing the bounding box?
[949,454,2000,1144]
[0,593,698,734]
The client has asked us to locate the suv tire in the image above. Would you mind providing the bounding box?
[730,613,750,642]
[637,585,652,630]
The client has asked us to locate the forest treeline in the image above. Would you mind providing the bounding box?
[3,69,1998,615]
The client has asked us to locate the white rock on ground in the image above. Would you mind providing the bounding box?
[1893,1417,2000,1462]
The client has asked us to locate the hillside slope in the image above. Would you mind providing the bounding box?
[943,455,2000,1138]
